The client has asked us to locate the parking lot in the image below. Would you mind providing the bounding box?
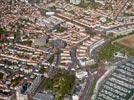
[96,58,134,100]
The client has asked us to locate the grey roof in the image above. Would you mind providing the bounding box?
[33,93,54,100]
[33,37,46,46]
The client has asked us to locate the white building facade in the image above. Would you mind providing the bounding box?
[70,0,81,5]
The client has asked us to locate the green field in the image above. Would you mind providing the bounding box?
[98,43,122,61]
[0,73,4,80]
[98,42,134,61]
[11,77,23,87]
[89,79,97,97]
[47,54,55,64]
[42,72,75,100]
[0,28,8,35]
[98,32,134,61]
[39,66,48,74]
[89,64,99,69]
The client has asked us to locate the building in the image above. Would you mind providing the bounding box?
[26,75,42,94]
[95,0,105,5]
[33,93,54,100]
[76,70,88,79]
[70,0,81,5]
[95,58,134,100]
[33,36,47,47]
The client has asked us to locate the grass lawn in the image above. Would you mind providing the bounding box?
[56,27,67,33]
[39,66,48,74]
[0,43,2,48]
[124,47,134,56]
[124,13,134,16]
[0,40,4,46]
[90,64,99,69]
[78,2,89,8]
[47,54,55,64]
[98,43,122,61]
[42,72,75,100]
[0,73,4,80]
[125,88,134,100]
[99,32,134,61]
[89,79,97,97]
[113,33,134,56]
[11,77,23,87]
[0,28,8,35]
[98,41,134,61]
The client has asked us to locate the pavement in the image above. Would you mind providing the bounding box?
[79,69,93,100]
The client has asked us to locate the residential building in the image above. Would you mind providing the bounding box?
[70,0,81,5]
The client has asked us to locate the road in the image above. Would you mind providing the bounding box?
[79,70,93,100]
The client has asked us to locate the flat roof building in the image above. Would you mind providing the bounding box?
[70,0,81,5]
[33,93,54,100]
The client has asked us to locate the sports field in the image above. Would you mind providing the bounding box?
[115,34,134,49]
